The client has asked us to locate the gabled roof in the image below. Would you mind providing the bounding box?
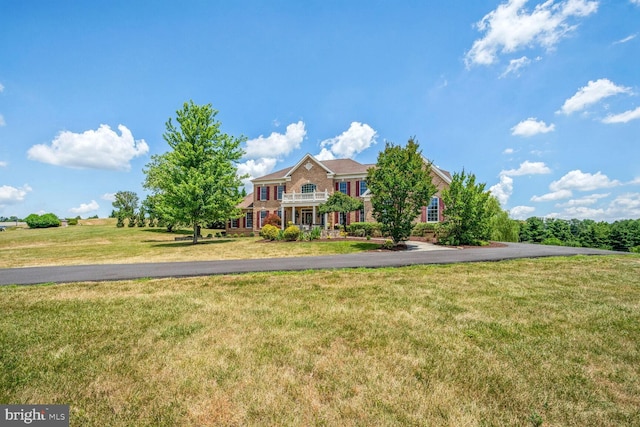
[250,153,450,184]
[251,154,375,183]
[285,153,335,177]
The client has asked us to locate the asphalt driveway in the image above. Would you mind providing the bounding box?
[0,242,625,286]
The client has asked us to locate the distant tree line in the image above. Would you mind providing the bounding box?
[519,217,640,252]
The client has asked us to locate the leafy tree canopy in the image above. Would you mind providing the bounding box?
[143,101,247,243]
[441,170,492,246]
[319,192,364,231]
[112,191,139,219]
[367,137,436,245]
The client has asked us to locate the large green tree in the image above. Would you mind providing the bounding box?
[112,191,139,225]
[143,101,246,243]
[441,170,492,246]
[366,138,436,245]
[319,191,364,232]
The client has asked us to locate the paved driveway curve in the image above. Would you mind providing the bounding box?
[0,242,625,286]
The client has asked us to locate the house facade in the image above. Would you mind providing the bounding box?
[227,153,451,234]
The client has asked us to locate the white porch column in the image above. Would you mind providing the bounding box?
[312,205,316,227]
[324,213,328,230]
[281,206,285,230]
[292,207,295,227]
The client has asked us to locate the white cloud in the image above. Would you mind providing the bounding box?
[0,114,5,127]
[101,193,116,202]
[0,184,32,207]
[244,121,306,159]
[561,206,606,219]
[556,193,609,207]
[465,0,599,67]
[510,205,536,219]
[549,170,620,192]
[613,33,637,44]
[632,0,640,6]
[315,148,336,161]
[602,106,640,124]
[318,122,377,159]
[500,56,531,78]
[27,124,149,171]
[511,118,555,136]
[489,175,514,206]
[237,158,279,191]
[0,160,7,167]
[606,192,640,219]
[531,189,573,202]
[503,148,515,154]
[558,78,631,115]
[69,200,99,215]
[501,160,552,176]
[0,83,4,92]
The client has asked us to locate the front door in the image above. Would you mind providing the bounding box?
[302,210,313,225]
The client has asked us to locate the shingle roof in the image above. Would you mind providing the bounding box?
[252,157,375,183]
[250,155,449,183]
[238,193,254,209]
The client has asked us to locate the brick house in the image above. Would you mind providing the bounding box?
[227,153,451,234]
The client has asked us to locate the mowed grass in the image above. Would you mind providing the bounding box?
[0,219,379,268]
[1,256,639,426]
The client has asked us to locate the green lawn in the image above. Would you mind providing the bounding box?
[0,219,380,268]
[1,256,639,426]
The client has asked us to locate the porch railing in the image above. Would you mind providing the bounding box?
[281,191,329,204]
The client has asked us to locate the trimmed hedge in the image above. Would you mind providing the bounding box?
[347,222,382,237]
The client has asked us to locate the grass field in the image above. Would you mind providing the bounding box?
[0,219,380,268]
[1,253,639,426]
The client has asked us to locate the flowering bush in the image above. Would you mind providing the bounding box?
[260,224,280,241]
[283,224,300,241]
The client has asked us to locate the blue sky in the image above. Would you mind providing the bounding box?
[1,0,639,221]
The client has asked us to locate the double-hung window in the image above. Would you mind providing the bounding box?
[427,197,439,222]
[246,212,253,229]
[359,180,367,196]
[277,185,284,200]
[260,186,268,201]
[338,182,348,195]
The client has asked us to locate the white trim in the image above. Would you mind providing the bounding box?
[284,153,334,177]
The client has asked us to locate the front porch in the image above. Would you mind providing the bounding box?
[280,191,331,231]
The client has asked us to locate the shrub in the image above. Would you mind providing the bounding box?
[542,237,564,246]
[24,213,61,229]
[260,224,280,241]
[347,222,381,237]
[310,226,322,240]
[283,225,300,241]
[630,246,640,253]
[66,217,78,226]
[264,213,282,227]
[382,239,394,250]
[411,222,437,237]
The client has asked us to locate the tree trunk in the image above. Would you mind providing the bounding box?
[192,223,199,244]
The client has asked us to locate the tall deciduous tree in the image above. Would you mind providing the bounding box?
[367,138,436,245]
[441,170,492,246]
[143,101,246,243]
[112,191,139,223]
[319,191,364,232]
